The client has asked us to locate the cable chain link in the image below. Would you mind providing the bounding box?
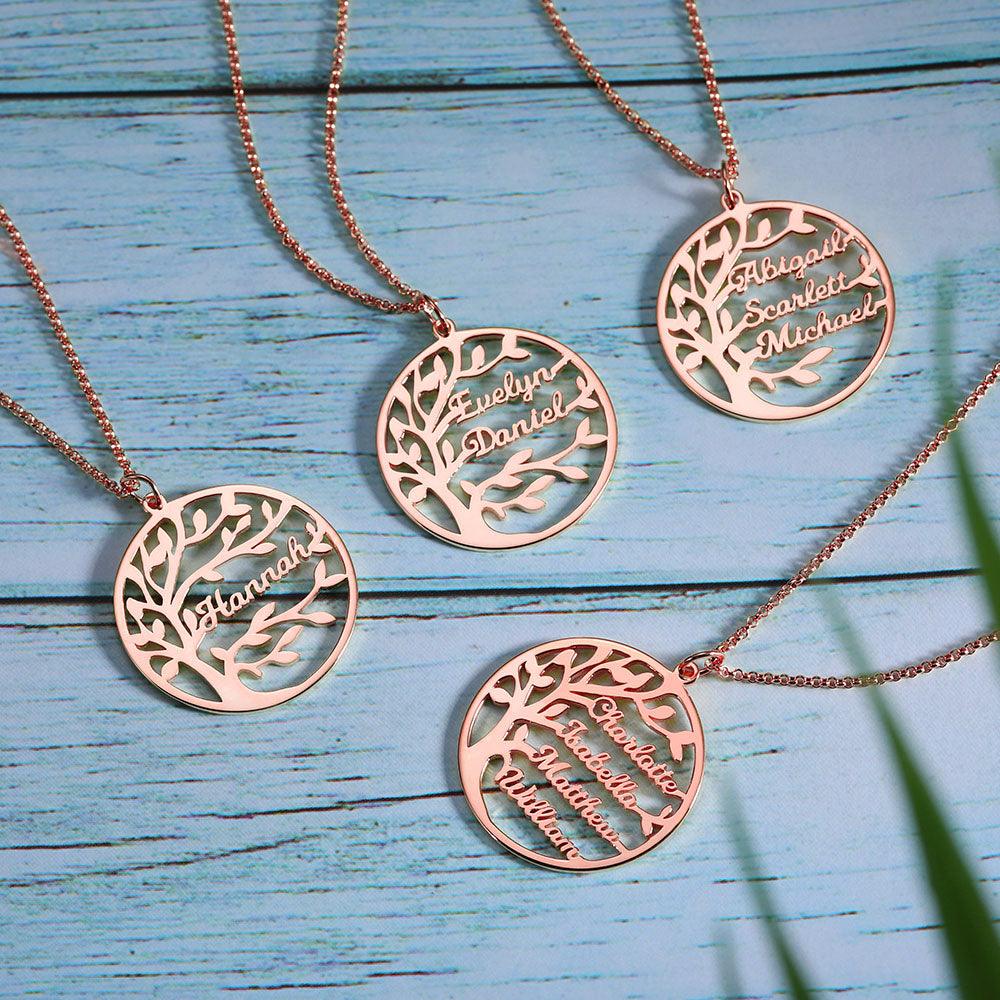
[0,203,157,507]
[686,362,1000,686]
[539,0,740,183]
[217,0,452,334]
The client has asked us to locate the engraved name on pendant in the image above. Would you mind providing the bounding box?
[114,485,358,712]
[377,327,617,549]
[459,639,705,871]
[657,195,894,420]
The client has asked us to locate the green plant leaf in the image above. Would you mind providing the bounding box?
[951,433,1000,634]
[934,275,1000,636]
[714,922,745,1000]
[824,594,1000,998]
[724,788,816,999]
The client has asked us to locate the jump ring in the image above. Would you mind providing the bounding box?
[416,295,456,338]
[121,473,165,513]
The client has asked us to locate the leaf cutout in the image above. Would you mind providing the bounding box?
[389,417,407,445]
[800,346,833,367]
[512,496,545,511]
[192,509,208,534]
[789,368,821,386]
[303,610,337,626]
[250,602,277,630]
[282,625,304,646]
[647,704,678,721]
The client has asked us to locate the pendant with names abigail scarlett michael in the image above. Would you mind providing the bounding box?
[658,193,894,420]
[114,485,358,712]
[377,325,617,549]
[459,639,704,871]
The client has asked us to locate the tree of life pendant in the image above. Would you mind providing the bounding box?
[114,485,358,712]
[459,639,704,871]
[377,326,617,549]
[657,194,894,420]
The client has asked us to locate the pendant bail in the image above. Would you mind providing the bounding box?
[121,473,165,513]
[416,295,456,339]
[720,160,741,210]
[677,649,725,684]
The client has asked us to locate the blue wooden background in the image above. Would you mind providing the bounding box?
[1,1,998,996]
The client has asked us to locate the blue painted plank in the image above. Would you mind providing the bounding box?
[0,70,997,598]
[0,0,997,93]
[1,575,997,996]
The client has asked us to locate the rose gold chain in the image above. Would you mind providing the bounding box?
[0,203,159,507]
[217,0,451,334]
[540,0,739,183]
[675,362,1000,687]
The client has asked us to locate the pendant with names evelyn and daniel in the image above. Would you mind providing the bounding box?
[377,323,617,549]
[115,484,358,712]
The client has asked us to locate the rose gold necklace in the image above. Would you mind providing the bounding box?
[459,361,999,869]
[217,0,617,550]
[541,0,895,421]
[1,203,358,713]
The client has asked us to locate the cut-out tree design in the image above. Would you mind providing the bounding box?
[658,198,891,419]
[460,640,704,868]
[114,486,357,711]
[378,328,616,548]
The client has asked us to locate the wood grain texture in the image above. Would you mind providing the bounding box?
[0,0,997,92]
[0,1,998,996]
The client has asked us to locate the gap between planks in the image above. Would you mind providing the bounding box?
[0,55,996,104]
[0,565,982,608]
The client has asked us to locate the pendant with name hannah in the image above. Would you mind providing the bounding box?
[459,638,704,871]
[658,193,894,420]
[377,326,617,549]
[114,485,358,712]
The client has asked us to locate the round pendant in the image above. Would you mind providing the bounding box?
[377,327,617,549]
[458,638,704,871]
[114,485,358,712]
[657,194,894,420]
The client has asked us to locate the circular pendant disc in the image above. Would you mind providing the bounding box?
[377,327,617,549]
[657,196,894,420]
[114,485,358,712]
[459,638,704,871]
